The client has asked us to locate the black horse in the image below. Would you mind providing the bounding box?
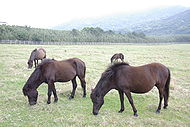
[110,53,124,63]
[91,62,170,116]
[23,58,86,105]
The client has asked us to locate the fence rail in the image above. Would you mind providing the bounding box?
[0,40,126,45]
[0,40,190,45]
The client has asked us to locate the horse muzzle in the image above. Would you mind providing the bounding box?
[93,111,98,115]
[29,101,37,106]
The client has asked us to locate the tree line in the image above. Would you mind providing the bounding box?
[0,24,190,43]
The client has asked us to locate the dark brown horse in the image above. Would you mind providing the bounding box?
[23,58,86,105]
[91,62,170,116]
[110,53,124,63]
[28,48,46,68]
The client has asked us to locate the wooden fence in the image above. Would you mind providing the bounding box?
[0,40,189,45]
[0,40,126,45]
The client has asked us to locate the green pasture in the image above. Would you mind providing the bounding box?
[0,44,189,127]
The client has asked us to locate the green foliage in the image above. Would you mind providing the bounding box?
[1,24,190,43]
[0,25,148,43]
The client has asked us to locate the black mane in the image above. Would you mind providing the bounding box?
[92,62,130,97]
[35,58,55,68]
[109,62,129,70]
[102,62,129,79]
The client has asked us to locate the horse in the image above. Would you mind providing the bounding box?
[110,53,124,63]
[90,62,170,116]
[28,48,46,69]
[23,58,86,105]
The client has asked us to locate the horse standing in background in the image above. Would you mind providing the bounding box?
[28,48,46,68]
[110,53,124,63]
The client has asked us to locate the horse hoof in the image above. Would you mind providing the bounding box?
[134,113,138,117]
[69,96,74,100]
[118,109,124,113]
[83,95,86,98]
[156,110,160,114]
[47,101,51,104]
[163,105,168,109]
[54,99,58,103]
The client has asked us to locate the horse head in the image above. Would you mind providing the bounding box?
[27,60,33,69]
[90,88,104,115]
[23,66,42,105]
[23,84,38,105]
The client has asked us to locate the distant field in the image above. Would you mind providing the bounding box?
[0,44,189,127]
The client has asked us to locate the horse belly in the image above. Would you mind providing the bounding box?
[55,69,76,82]
[130,82,155,94]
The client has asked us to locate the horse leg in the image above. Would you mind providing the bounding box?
[79,76,86,98]
[47,83,53,104]
[156,87,164,113]
[34,60,37,68]
[124,90,138,117]
[69,77,77,99]
[51,83,58,103]
[163,89,168,109]
[118,90,124,113]
[163,79,170,109]
[36,60,38,66]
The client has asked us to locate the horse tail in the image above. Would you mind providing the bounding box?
[164,68,171,108]
[42,48,46,58]
[74,59,86,78]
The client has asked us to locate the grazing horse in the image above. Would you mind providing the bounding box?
[28,48,46,68]
[23,58,86,105]
[91,62,170,116]
[110,53,124,63]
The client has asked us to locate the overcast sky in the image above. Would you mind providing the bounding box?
[0,0,190,28]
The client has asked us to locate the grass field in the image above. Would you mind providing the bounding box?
[0,44,190,127]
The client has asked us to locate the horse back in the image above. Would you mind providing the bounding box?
[40,60,75,82]
[116,63,169,93]
[67,58,86,78]
[148,63,169,84]
[41,58,85,82]
[36,48,46,60]
[134,63,169,84]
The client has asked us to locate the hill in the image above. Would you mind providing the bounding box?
[53,6,190,35]
[128,9,190,35]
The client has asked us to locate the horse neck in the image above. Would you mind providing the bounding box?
[25,68,43,90]
[25,79,42,90]
[94,80,112,98]
[29,51,36,61]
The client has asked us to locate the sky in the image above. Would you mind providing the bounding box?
[0,0,190,28]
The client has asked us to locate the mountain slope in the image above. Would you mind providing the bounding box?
[127,9,190,35]
[53,6,190,35]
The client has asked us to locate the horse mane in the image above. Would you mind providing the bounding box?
[92,62,130,96]
[103,62,130,78]
[33,58,55,68]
